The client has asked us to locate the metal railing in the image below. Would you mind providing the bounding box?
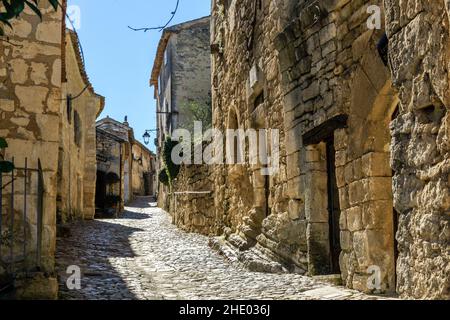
[0,158,45,294]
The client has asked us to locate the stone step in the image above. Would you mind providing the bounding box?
[312,274,343,286]
[209,236,289,273]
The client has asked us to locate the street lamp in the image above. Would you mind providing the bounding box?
[142,129,158,145]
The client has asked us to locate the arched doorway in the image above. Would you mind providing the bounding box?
[342,74,399,293]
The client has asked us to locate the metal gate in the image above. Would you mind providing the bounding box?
[0,158,45,294]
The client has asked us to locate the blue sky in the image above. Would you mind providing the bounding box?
[67,0,211,151]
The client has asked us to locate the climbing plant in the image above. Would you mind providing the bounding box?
[0,0,59,36]
[158,168,169,186]
[0,137,14,174]
[161,137,180,190]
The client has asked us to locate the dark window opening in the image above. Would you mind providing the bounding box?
[74,111,82,147]
[66,95,72,124]
[377,33,389,66]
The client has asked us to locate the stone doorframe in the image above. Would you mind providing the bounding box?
[336,80,399,293]
[303,115,348,276]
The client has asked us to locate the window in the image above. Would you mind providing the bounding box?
[158,73,163,95]
[66,95,72,124]
[74,111,82,147]
[164,48,168,66]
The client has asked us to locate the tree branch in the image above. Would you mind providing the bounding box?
[128,0,180,32]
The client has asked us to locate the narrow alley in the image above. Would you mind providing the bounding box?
[56,197,386,300]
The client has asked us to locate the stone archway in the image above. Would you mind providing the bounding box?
[338,55,400,293]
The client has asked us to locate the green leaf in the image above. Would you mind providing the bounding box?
[0,137,8,149]
[24,0,42,20]
[48,0,59,10]
[0,16,13,29]
[0,161,14,173]
[10,0,25,17]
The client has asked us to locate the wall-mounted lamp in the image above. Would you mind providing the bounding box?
[143,129,158,145]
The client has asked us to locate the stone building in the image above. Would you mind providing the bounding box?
[151,16,214,227]
[202,0,449,299]
[96,117,135,215]
[0,1,67,298]
[58,29,104,223]
[0,1,106,298]
[151,16,211,147]
[131,140,156,197]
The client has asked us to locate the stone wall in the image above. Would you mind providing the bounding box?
[96,128,126,214]
[169,164,216,235]
[96,118,134,207]
[275,0,398,292]
[132,141,155,196]
[210,0,448,298]
[385,0,449,299]
[167,17,211,130]
[152,17,213,225]
[58,30,103,223]
[0,2,65,298]
[211,0,290,263]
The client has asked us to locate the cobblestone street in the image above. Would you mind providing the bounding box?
[56,197,389,300]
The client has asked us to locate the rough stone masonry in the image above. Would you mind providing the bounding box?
[188,0,450,299]
[0,1,66,298]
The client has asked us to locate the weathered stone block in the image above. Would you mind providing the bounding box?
[335,150,347,166]
[9,58,29,84]
[362,200,394,230]
[30,62,49,85]
[288,199,305,220]
[344,162,354,184]
[336,166,345,188]
[319,23,337,45]
[0,99,15,112]
[340,230,352,251]
[286,175,303,200]
[346,206,362,232]
[284,86,302,113]
[286,151,302,179]
[10,18,32,38]
[15,85,48,113]
[362,152,392,177]
[339,185,350,210]
[365,177,394,202]
[36,114,60,142]
[303,81,320,101]
[285,124,302,155]
[36,21,62,44]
